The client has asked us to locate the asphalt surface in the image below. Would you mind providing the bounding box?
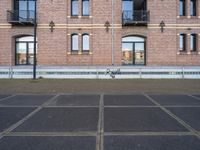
[0,94,200,150]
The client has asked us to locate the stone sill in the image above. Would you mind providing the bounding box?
[67,51,92,55]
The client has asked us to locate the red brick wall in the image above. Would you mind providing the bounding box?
[0,0,200,66]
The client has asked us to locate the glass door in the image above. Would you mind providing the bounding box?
[14,0,35,21]
[122,0,134,20]
[122,36,146,66]
[134,42,145,65]
[122,43,134,65]
[28,43,34,65]
[16,43,27,65]
[19,0,28,21]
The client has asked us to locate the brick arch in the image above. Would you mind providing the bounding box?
[11,29,34,38]
[12,34,34,39]
[122,33,147,39]
[122,34,147,40]
[122,28,148,38]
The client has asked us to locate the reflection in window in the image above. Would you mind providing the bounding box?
[82,0,89,16]
[190,34,197,51]
[179,34,186,51]
[180,0,185,16]
[14,0,35,21]
[71,34,79,51]
[82,34,89,51]
[122,0,133,11]
[15,36,36,65]
[122,0,133,20]
[190,0,196,16]
[71,0,78,16]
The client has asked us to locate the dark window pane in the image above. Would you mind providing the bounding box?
[190,0,196,16]
[72,0,78,16]
[190,34,197,51]
[180,34,186,51]
[72,34,79,51]
[180,0,185,16]
[82,34,89,51]
[82,0,89,16]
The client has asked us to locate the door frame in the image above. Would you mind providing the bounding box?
[122,40,146,66]
[15,40,34,65]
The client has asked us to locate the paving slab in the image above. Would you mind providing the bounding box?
[0,107,36,132]
[167,107,200,131]
[0,136,96,150]
[104,135,200,150]
[104,107,187,132]
[149,95,200,106]
[49,95,100,106]
[14,107,99,132]
[0,95,11,100]
[0,95,53,106]
[104,95,155,106]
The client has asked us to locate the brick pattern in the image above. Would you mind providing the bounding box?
[0,0,200,66]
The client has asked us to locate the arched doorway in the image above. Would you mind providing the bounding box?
[15,36,36,65]
[122,36,146,65]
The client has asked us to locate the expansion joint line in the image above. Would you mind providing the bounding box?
[187,94,200,101]
[96,94,104,150]
[0,95,16,102]
[143,93,200,139]
[0,94,60,140]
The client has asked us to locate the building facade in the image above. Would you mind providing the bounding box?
[0,0,200,66]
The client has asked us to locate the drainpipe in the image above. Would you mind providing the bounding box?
[111,0,115,65]
[33,0,37,79]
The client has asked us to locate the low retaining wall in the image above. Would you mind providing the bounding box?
[0,66,200,79]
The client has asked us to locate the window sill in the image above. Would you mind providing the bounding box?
[177,51,187,55]
[177,16,187,19]
[177,51,200,55]
[82,50,91,55]
[69,16,79,19]
[190,51,199,55]
[68,51,79,55]
[67,51,92,55]
[81,16,90,19]
[189,16,199,19]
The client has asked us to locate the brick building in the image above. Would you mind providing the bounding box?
[0,0,200,66]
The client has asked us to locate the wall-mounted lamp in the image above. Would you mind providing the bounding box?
[49,21,55,33]
[104,21,111,32]
[159,20,165,33]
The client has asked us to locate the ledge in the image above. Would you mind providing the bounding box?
[67,51,92,55]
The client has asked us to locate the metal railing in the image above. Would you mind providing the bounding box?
[122,10,149,25]
[7,10,35,24]
[0,66,200,79]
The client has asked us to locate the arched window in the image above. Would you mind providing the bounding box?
[82,0,90,16]
[15,36,37,65]
[71,34,79,51]
[82,34,90,51]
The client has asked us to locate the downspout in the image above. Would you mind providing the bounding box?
[111,0,115,65]
[33,0,37,79]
